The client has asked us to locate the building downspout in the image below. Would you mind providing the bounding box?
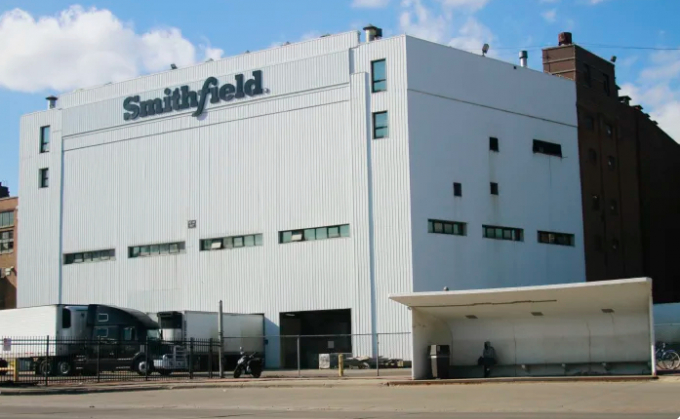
[649,290,656,376]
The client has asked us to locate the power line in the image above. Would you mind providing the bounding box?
[578,43,680,51]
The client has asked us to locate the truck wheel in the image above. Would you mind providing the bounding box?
[57,361,73,376]
[252,369,261,378]
[134,358,152,376]
[158,369,172,376]
[233,366,242,378]
[37,359,53,376]
[0,359,7,376]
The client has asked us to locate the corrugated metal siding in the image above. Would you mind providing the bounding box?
[352,37,413,337]
[17,110,63,307]
[58,31,360,109]
[405,36,585,293]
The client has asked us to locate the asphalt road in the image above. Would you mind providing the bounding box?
[2,380,680,418]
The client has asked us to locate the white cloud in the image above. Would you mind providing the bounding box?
[542,9,557,23]
[438,0,490,12]
[0,6,220,93]
[399,0,494,54]
[621,50,680,143]
[351,0,391,8]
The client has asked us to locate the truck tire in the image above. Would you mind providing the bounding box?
[57,360,73,376]
[0,359,7,376]
[158,369,172,376]
[37,359,53,376]
[133,357,153,376]
[233,366,242,378]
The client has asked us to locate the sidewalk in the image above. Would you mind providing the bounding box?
[1,374,666,396]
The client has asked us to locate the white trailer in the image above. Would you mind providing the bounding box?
[154,311,264,371]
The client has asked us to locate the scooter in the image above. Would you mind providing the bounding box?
[233,347,263,378]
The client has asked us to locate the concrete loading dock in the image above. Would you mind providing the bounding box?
[390,278,654,380]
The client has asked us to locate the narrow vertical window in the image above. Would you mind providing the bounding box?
[603,73,610,95]
[584,64,592,87]
[489,137,499,152]
[588,148,597,164]
[40,126,50,153]
[39,168,49,188]
[371,59,387,93]
[453,182,462,197]
[373,111,388,139]
[490,182,499,195]
[592,195,600,211]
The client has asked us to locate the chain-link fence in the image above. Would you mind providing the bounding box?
[0,332,412,385]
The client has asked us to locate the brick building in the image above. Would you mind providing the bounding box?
[0,182,17,309]
[543,33,680,303]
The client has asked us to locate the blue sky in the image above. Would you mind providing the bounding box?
[1,0,679,195]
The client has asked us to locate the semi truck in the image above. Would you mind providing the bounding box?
[0,304,178,376]
[153,311,264,372]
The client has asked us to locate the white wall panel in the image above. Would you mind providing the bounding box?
[406,36,585,293]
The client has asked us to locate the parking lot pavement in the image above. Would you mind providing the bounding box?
[2,380,680,418]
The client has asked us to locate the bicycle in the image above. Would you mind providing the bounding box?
[655,342,680,370]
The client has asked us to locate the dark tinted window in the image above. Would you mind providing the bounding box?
[62,308,72,329]
[533,140,562,157]
[489,137,499,152]
[490,182,499,195]
[453,182,462,197]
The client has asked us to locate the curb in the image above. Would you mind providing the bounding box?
[386,375,658,386]
[0,378,391,396]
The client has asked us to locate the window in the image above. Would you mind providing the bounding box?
[95,327,108,338]
[533,139,562,157]
[280,224,350,244]
[483,225,523,242]
[612,238,619,251]
[201,234,263,251]
[0,231,14,254]
[453,182,462,197]
[489,137,499,152]
[603,73,610,95]
[610,200,618,215]
[607,156,616,170]
[371,59,387,92]
[97,313,109,323]
[605,123,613,138]
[538,231,575,246]
[123,327,137,341]
[588,148,598,164]
[592,195,600,211]
[490,182,499,195]
[62,308,72,329]
[595,235,603,251]
[0,211,14,228]
[582,114,595,130]
[373,111,388,139]
[64,249,115,264]
[428,219,466,236]
[40,126,50,153]
[584,64,592,87]
[39,168,49,188]
[129,242,185,258]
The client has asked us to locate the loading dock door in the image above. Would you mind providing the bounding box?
[279,309,351,369]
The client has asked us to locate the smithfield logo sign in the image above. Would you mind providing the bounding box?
[123,70,265,121]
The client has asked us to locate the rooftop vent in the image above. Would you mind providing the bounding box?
[465,315,478,320]
[531,312,544,317]
[46,95,58,110]
[363,24,383,43]
[601,308,615,314]
[519,50,528,68]
[558,32,573,46]
[619,95,631,106]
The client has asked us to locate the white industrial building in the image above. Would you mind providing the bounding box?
[18,29,585,367]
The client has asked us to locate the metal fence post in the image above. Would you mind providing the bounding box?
[208,338,213,379]
[189,338,194,380]
[145,337,149,381]
[44,335,49,386]
[297,336,301,378]
[96,338,101,383]
[376,334,380,377]
[218,301,224,379]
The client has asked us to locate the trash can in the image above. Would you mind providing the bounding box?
[429,344,450,379]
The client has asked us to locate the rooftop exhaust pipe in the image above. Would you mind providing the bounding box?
[46,95,58,110]
[558,32,573,46]
[519,50,528,68]
[363,24,382,43]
